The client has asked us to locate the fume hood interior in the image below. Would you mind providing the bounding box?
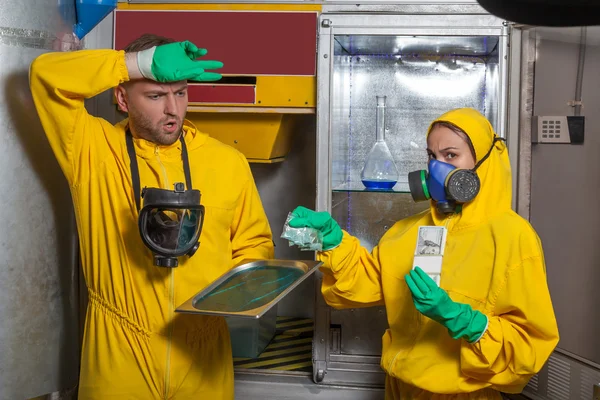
[331,34,501,194]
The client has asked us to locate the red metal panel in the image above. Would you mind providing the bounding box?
[114,10,317,76]
[187,84,255,104]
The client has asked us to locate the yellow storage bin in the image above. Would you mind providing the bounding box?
[187,112,298,163]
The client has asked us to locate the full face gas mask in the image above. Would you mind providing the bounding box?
[126,130,205,267]
[408,136,504,214]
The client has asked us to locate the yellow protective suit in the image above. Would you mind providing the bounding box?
[318,108,559,399]
[29,49,274,399]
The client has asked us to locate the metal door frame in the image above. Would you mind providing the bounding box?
[314,10,518,387]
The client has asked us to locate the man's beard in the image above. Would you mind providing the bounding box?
[129,108,182,146]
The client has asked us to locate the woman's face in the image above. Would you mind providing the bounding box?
[426,126,476,170]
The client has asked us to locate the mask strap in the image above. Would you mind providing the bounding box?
[472,136,505,172]
[125,131,141,211]
[180,133,193,192]
[125,129,193,211]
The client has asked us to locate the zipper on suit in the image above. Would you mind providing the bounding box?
[155,146,170,189]
[164,270,174,399]
[444,214,454,230]
[155,145,174,399]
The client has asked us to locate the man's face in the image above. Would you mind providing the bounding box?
[115,79,188,146]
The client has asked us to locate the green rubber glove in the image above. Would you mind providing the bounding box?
[288,206,343,251]
[137,41,223,82]
[405,267,488,343]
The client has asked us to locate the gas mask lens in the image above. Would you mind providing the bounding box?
[145,208,202,252]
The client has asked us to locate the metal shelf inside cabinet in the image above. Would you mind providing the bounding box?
[332,181,410,194]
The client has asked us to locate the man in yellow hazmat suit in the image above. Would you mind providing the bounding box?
[288,108,559,399]
[29,34,274,399]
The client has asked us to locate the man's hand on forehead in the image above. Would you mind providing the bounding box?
[132,41,224,83]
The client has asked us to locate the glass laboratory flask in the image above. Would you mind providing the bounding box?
[360,95,400,190]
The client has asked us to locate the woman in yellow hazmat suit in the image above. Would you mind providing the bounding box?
[289,108,559,399]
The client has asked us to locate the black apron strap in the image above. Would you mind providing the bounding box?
[180,135,193,190]
[126,130,141,211]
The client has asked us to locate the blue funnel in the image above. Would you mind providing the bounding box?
[73,0,117,40]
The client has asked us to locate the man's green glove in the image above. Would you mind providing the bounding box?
[288,206,343,251]
[137,41,223,82]
[405,267,488,343]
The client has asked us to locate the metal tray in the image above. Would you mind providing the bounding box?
[175,259,322,319]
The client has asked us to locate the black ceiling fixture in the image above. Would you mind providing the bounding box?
[476,0,600,27]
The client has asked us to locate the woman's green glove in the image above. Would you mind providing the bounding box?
[405,267,488,343]
[288,206,343,250]
[137,41,223,82]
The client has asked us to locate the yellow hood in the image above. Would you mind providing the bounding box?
[427,108,512,230]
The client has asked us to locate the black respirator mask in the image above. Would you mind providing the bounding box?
[407,137,504,214]
[126,130,205,267]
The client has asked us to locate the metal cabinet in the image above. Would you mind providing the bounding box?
[313,9,517,387]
